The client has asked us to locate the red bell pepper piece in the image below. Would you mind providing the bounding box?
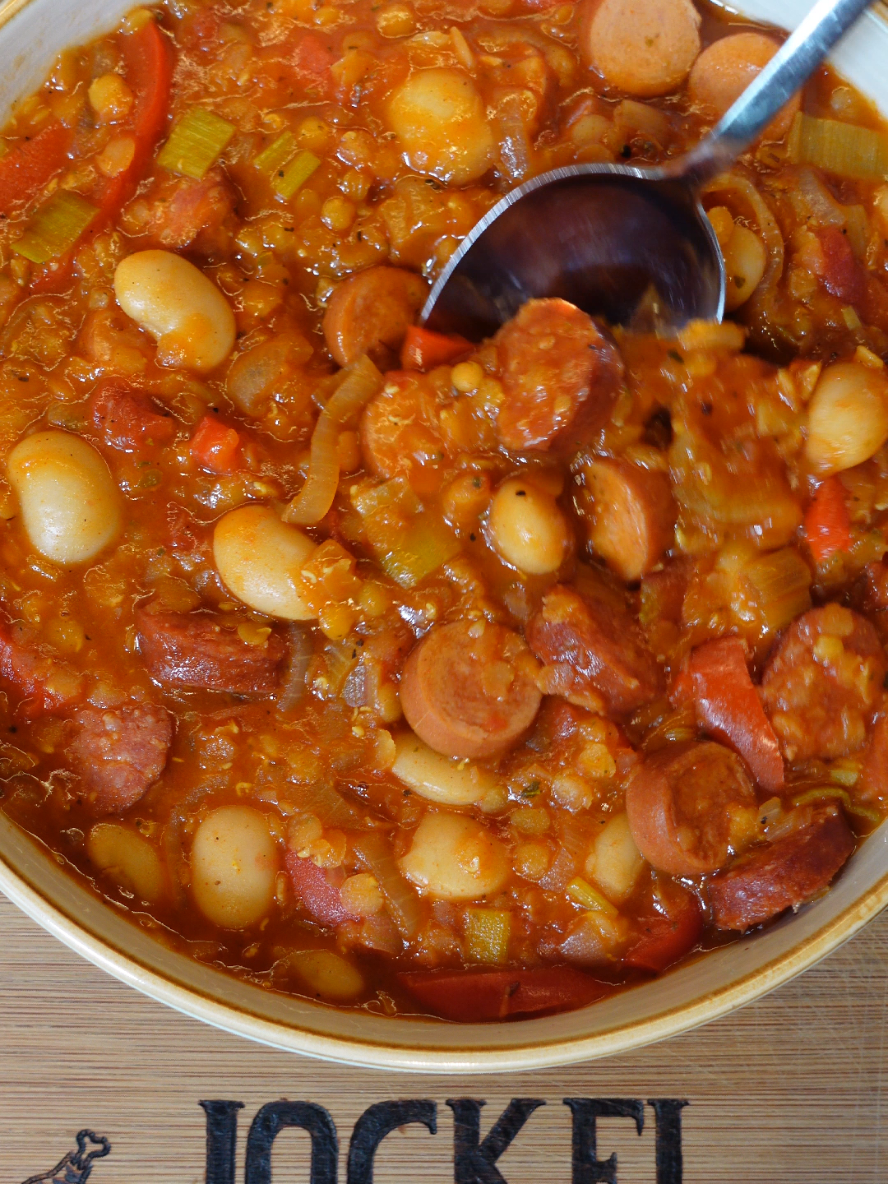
[625,884,704,974]
[400,325,473,372]
[398,966,611,1022]
[670,635,784,791]
[0,119,74,218]
[804,475,852,566]
[190,415,241,474]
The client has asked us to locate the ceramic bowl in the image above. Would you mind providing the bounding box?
[0,0,887,1073]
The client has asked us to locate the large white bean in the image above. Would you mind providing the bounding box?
[191,805,278,929]
[86,822,166,903]
[392,732,496,806]
[806,361,888,474]
[7,431,122,565]
[386,68,495,184]
[213,504,317,620]
[487,477,571,575]
[285,949,365,1002]
[399,811,509,901]
[584,813,644,904]
[114,250,236,373]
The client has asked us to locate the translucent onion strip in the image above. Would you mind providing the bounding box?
[284,354,383,526]
[704,171,785,327]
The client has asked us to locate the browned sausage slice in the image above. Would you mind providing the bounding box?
[68,703,173,816]
[136,607,286,694]
[625,741,758,876]
[709,806,854,931]
[494,299,623,452]
[580,457,676,582]
[399,619,542,759]
[526,583,662,715]
[762,605,887,762]
[323,266,428,367]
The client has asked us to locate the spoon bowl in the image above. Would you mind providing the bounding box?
[423,0,874,338]
[423,164,725,339]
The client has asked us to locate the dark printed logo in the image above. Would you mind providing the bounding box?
[20,1130,110,1184]
[203,1097,687,1183]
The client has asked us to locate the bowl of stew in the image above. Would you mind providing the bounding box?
[1,0,888,1072]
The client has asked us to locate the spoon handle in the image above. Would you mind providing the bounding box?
[678,0,874,187]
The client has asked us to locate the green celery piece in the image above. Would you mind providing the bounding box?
[157,107,236,180]
[377,515,461,589]
[274,150,321,199]
[254,131,297,177]
[788,112,888,181]
[13,190,98,264]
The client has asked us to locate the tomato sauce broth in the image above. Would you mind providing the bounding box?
[0,0,886,1022]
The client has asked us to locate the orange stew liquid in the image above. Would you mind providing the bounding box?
[0,0,887,1022]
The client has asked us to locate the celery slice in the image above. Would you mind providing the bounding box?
[13,190,98,264]
[465,907,511,965]
[274,150,321,199]
[254,131,297,177]
[788,112,888,181]
[566,877,619,916]
[157,106,235,180]
[376,515,461,589]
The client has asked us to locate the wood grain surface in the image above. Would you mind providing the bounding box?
[0,891,886,1183]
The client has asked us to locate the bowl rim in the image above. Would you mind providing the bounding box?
[0,0,888,1073]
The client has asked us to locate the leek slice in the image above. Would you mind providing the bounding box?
[274,150,321,199]
[566,876,619,916]
[465,907,511,964]
[790,785,881,823]
[253,131,297,178]
[157,106,235,180]
[788,112,888,181]
[13,190,98,264]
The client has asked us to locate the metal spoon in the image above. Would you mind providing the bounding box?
[422,0,874,339]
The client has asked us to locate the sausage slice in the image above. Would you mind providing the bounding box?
[625,741,758,876]
[494,299,623,452]
[526,583,662,715]
[68,703,173,815]
[399,619,541,759]
[762,605,887,762]
[323,266,427,368]
[580,457,675,582]
[136,607,286,694]
[709,806,854,931]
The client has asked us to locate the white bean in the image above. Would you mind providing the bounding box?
[285,949,365,1002]
[722,224,767,312]
[387,68,495,185]
[86,822,165,903]
[114,249,236,373]
[806,361,888,475]
[487,477,570,575]
[191,805,278,929]
[584,813,644,904]
[7,431,122,565]
[580,0,701,98]
[399,811,509,901]
[213,504,317,620]
[392,732,496,806]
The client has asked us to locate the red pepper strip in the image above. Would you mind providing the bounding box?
[398,967,611,1022]
[400,325,473,372]
[30,19,173,292]
[805,475,852,566]
[0,119,74,219]
[670,636,784,791]
[190,415,241,474]
[624,886,704,974]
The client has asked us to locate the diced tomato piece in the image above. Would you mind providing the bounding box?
[625,884,704,974]
[291,32,336,98]
[814,226,866,306]
[400,326,472,372]
[398,966,611,1022]
[805,476,852,566]
[190,415,241,474]
[90,381,177,452]
[0,119,74,218]
[285,851,356,928]
[0,619,84,719]
[670,636,784,792]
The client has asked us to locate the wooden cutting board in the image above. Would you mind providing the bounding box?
[0,891,885,1184]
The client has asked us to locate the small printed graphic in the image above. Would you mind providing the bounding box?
[20,1130,110,1184]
